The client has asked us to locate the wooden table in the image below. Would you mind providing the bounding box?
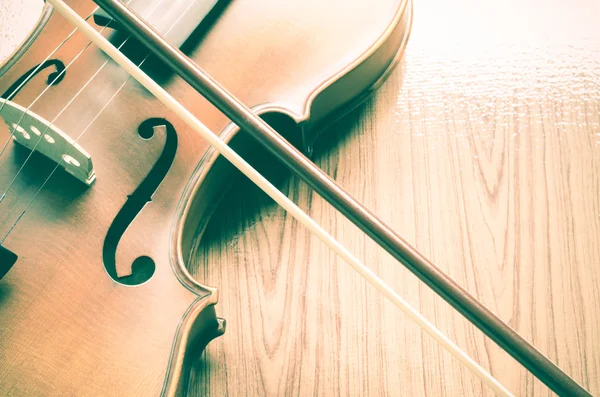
[187,0,600,395]
[2,0,598,395]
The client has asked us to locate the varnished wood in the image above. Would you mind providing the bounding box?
[1,0,598,395]
[0,0,411,396]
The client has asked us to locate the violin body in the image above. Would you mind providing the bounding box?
[0,0,412,395]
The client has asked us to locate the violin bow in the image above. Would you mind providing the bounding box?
[46,0,591,396]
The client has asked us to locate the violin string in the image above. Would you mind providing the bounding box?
[0,43,117,203]
[0,1,140,159]
[1,0,197,242]
[0,67,129,243]
[0,13,115,170]
[0,0,165,203]
[46,2,515,396]
[0,9,99,159]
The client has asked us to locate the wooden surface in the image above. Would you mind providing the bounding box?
[186,0,600,396]
[2,0,599,396]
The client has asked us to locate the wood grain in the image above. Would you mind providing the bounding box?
[1,0,598,395]
[186,0,600,395]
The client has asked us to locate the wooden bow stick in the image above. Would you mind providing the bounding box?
[46,0,593,396]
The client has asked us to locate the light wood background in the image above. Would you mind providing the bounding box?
[186,0,600,396]
[2,0,599,396]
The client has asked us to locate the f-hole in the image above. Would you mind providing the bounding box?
[102,118,178,286]
[1,59,66,99]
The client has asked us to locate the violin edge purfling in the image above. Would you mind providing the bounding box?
[0,0,421,396]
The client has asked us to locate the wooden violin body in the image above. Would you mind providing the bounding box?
[0,0,412,395]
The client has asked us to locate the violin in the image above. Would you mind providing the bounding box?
[0,0,593,396]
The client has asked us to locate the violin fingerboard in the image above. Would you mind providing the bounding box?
[93,0,220,49]
[0,98,96,186]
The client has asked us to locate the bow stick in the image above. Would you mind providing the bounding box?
[46,0,591,396]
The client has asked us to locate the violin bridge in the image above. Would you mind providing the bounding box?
[0,98,96,186]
